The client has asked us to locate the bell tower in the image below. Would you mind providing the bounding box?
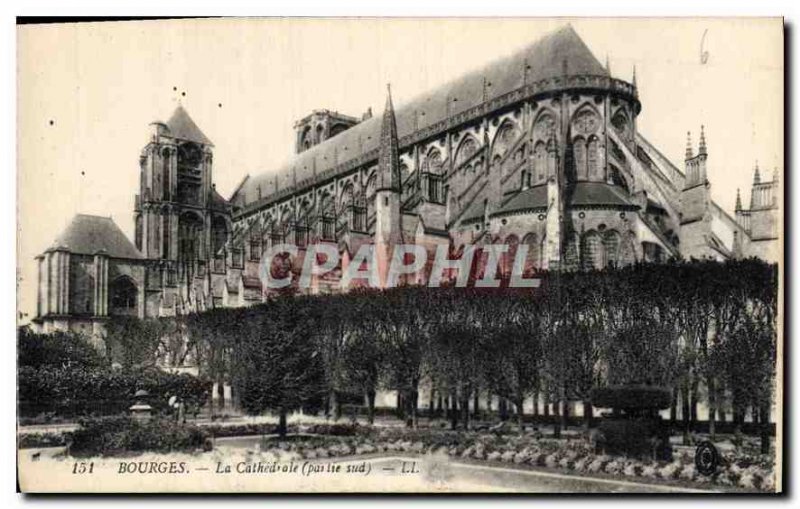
[135,105,216,262]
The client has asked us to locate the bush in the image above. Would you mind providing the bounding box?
[18,328,107,370]
[69,416,208,457]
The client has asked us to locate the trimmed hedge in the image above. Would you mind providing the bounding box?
[18,365,212,418]
[69,416,209,457]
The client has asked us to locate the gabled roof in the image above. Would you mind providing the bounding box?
[237,25,608,207]
[165,105,213,146]
[49,214,144,259]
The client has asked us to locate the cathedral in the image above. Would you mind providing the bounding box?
[33,25,779,337]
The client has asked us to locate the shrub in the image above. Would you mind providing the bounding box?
[69,416,208,457]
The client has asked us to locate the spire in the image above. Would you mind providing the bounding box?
[735,188,742,211]
[753,161,761,184]
[632,64,637,86]
[377,83,400,192]
[698,125,707,156]
[685,131,693,159]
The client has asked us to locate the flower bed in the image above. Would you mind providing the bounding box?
[240,428,775,492]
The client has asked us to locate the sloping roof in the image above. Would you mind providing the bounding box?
[487,181,635,219]
[49,214,144,259]
[237,25,607,207]
[570,182,636,208]
[496,185,548,216]
[165,105,213,146]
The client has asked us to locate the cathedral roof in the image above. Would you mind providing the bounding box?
[165,105,213,146]
[570,182,636,208]
[236,25,608,209]
[48,214,144,259]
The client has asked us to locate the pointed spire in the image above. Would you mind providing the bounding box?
[685,131,693,159]
[698,125,707,155]
[735,188,742,211]
[632,64,637,86]
[377,83,400,192]
[753,161,761,184]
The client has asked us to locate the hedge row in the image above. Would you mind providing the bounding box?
[18,365,212,418]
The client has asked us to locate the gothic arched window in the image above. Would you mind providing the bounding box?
[573,136,587,180]
[109,276,138,317]
[604,230,621,267]
[533,141,547,183]
[587,136,600,179]
[455,136,478,168]
[581,231,604,270]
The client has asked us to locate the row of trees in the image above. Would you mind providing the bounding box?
[166,259,777,439]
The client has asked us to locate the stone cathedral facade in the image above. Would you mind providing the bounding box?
[33,25,779,337]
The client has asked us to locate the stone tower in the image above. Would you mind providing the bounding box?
[135,106,215,263]
[678,126,713,258]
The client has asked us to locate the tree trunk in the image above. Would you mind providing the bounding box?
[499,398,508,421]
[561,393,569,431]
[583,400,593,434]
[410,387,419,428]
[328,389,338,420]
[461,391,470,430]
[429,387,435,418]
[681,384,690,445]
[473,392,480,421]
[708,377,717,441]
[367,389,376,425]
[436,394,443,417]
[533,387,539,418]
[690,378,699,425]
[543,392,550,419]
[760,403,770,454]
[516,396,525,429]
[217,378,226,414]
[670,387,677,423]
[278,408,288,438]
[396,390,405,420]
[449,393,458,430]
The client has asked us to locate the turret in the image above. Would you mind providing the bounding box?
[374,85,402,286]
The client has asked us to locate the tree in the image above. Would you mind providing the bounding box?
[232,297,325,437]
[481,320,541,428]
[104,317,163,369]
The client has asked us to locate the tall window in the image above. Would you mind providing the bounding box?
[162,150,171,200]
[573,137,587,180]
[587,136,599,178]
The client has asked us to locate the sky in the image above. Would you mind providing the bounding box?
[16,17,783,320]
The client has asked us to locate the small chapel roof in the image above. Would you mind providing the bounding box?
[48,214,144,259]
[236,25,609,209]
[165,105,214,146]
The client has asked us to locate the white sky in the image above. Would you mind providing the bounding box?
[16,17,783,320]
